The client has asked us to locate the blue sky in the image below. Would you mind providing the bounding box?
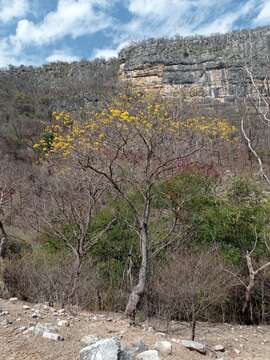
[0,0,270,68]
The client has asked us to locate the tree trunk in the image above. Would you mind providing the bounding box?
[125,223,148,323]
[191,319,197,341]
[0,220,8,259]
[67,253,82,305]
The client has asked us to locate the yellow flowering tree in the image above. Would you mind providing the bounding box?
[34,91,236,321]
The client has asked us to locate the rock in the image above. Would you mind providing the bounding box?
[80,337,121,360]
[234,349,241,354]
[181,340,207,354]
[57,320,69,327]
[154,341,172,356]
[23,305,30,310]
[155,333,166,337]
[81,335,101,347]
[136,350,160,360]
[31,323,63,341]
[33,323,58,336]
[58,308,65,315]
[9,297,18,302]
[31,312,39,319]
[214,344,225,352]
[42,331,64,341]
[15,326,27,334]
[120,341,148,360]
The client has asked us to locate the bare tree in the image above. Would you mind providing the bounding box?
[154,249,235,340]
[242,234,270,317]
[29,165,115,304]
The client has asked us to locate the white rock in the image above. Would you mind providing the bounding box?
[81,335,101,347]
[80,337,120,360]
[181,340,207,354]
[9,297,18,302]
[23,305,30,310]
[214,344,225,352]
[154,341,172,356]
[155,333,166,337]
[15,326,27,333]
[58,309,65,315]
[57,320,69,327]
[43,331,64,341]
[31,313,39,319]
[136,350,160,360]
[33,323,57,336]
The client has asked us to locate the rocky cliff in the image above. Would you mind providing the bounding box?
[119,26,270,102]
[1,26,270,106]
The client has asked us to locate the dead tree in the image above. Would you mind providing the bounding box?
[29,167,115,305]
[242,234,270,317]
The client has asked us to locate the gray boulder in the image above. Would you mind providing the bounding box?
[154,341,172,356]
[120,340,148,360]
[181,340,207,354]
[32,323,64,341]
[136,350,160,360]
[80,337,121,360]
[81,335,101,347]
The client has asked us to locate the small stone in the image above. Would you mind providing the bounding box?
[23,305,30,310]
[15,326,27,333]
[32,313,39,319]
[57,320,69,327]
[136,350,160,360]
[214,344,225,352]
[43,331,64,341]
[234,349,241,354]
[154,341,172,356]
[58,309,65,315]
[9,297,18,302]
[181,340,207,354]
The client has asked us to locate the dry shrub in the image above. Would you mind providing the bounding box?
[3,251,100,308]
[3,249,129,311]
[145,248,237,338]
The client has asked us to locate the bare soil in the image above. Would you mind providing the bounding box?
[0,298,269,360]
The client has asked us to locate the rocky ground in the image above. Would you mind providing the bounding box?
[1,297,270,360]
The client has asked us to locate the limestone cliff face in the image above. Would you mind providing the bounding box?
[119,27,270,101]
[1,26,270,107]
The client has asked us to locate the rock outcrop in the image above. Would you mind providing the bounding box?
[1,26,270,108]
[119,26,270,102]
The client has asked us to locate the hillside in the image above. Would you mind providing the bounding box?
[2,26,270,360]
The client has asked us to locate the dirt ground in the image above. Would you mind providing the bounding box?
[0,298,270,360]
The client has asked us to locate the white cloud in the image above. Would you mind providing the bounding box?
[0,0,29,23]
[124,0,259,38]
[46,49,79,63]
[10,0,111,50]
[92,41,129,59]
[0,0,267,68]
[254,0,270,25]
[197,0,258,35]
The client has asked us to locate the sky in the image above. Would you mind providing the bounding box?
[0,0,270,68]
